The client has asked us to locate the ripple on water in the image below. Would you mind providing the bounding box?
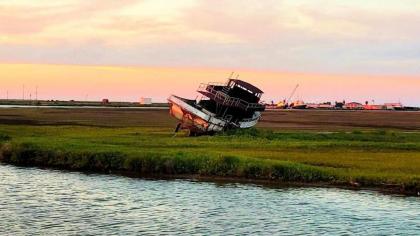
[0,164,419,235]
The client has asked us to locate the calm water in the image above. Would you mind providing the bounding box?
[0,164,418,235]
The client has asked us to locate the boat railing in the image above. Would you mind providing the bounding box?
[198,83,264,111]
[201,82,228,87]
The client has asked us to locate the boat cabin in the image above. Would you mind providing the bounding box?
[227,79,262,103]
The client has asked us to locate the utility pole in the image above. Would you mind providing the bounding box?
[35,86,38,101]
[22,85,25,100]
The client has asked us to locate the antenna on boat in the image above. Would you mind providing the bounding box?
[228,72,234,79]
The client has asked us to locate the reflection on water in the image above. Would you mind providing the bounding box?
[0,164,418,235]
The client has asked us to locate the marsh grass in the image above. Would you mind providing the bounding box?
[0,133,10,141]
[0,141,333,182]
[0,125,419,194]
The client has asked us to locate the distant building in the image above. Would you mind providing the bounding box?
[139,97,152,105]
[306,102,334,109]
[306,103,320,109]
[102,99,110,104]
[344,102,363,110]
[363,104,385,110]
[384,103,403,110]
[318,102,334,109]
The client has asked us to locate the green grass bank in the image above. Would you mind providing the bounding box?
[0,125,419,195]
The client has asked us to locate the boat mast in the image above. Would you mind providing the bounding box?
[286,84,299,105]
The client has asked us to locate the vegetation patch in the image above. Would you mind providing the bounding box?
[0,142,333,183]
[0,133,10,141]
[0,110,419,196]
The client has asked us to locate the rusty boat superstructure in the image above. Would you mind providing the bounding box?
[168,77,265,135]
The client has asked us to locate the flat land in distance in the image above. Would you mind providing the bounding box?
[0,108,419,195]
[0,99,168,108]
[0,108,419,131]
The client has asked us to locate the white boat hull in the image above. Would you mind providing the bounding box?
[168,95,262,134]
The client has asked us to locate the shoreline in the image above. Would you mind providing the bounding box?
[0,105,169,110]
[1,162,417,197]
[0,148,418,197]
[110,171,420,197]
[0,104,419,112]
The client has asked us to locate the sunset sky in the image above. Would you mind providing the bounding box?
[0,0,419,105]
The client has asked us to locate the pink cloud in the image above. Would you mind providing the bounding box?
[0,0,141,35]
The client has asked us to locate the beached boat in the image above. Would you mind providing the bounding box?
[290,100,307,109]
[168,78,265,135]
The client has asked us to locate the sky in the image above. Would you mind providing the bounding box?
[0,0,419,105]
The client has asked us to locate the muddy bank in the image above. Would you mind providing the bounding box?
[1,142,418,196]
[0,108,419,130]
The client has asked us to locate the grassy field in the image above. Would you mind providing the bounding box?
[0,108,419,195]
